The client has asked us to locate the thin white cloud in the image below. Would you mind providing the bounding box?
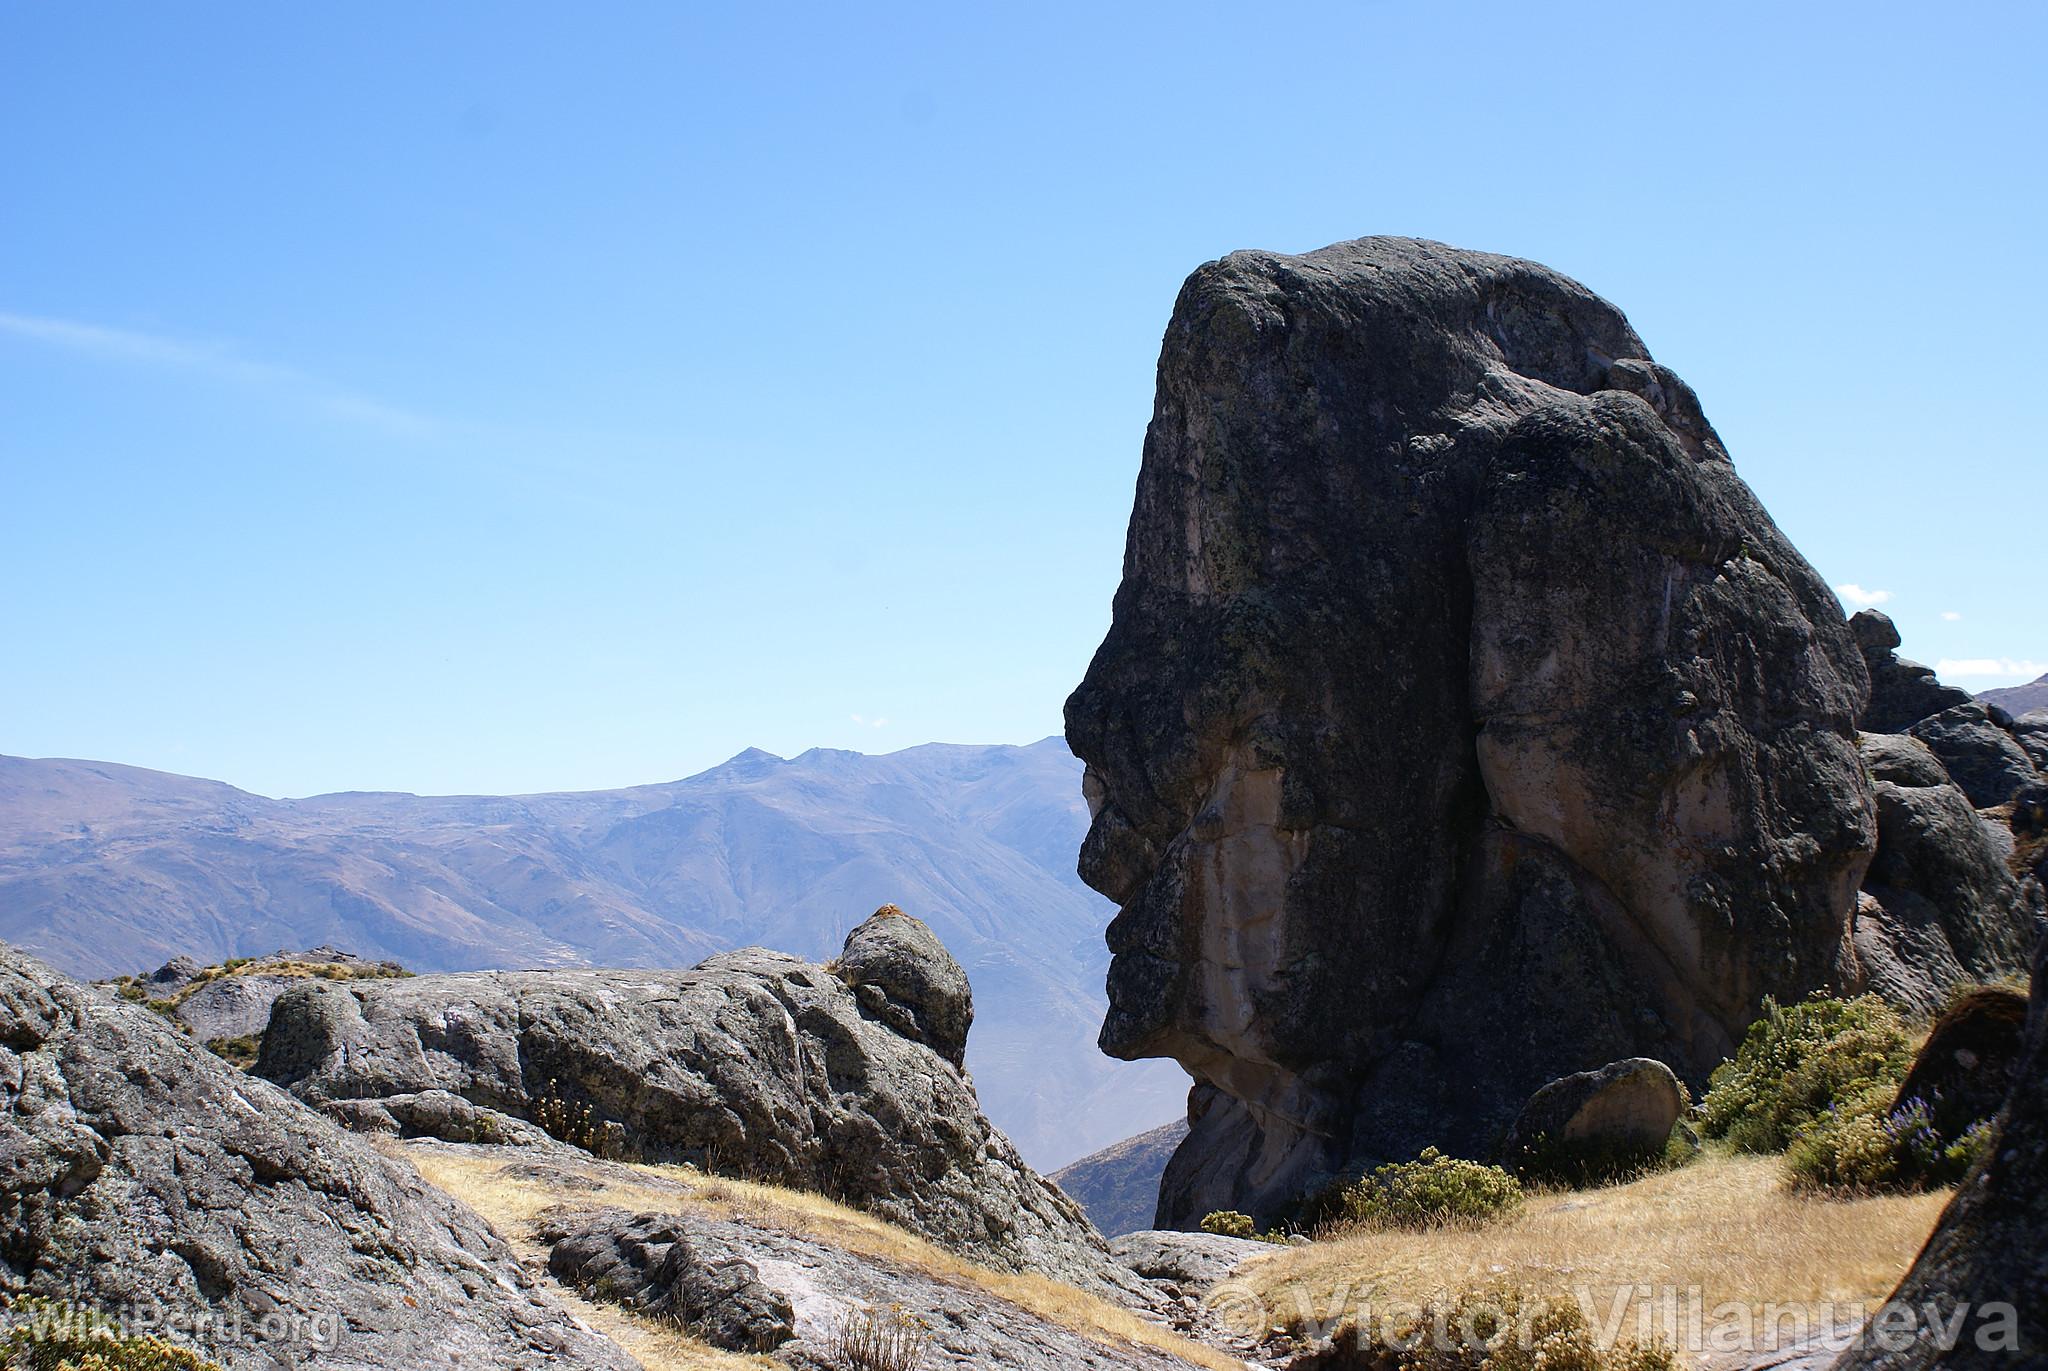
[1941,611,1963,622]
[1833,584,1893,608]
[0,309,437,438]
[849,713,889,729]
[1935,658,2048,680]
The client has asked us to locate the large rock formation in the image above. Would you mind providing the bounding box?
[1907,703,2041,808]
[1848,734,2038,1016]
[1851,610,1973,735]
[1066,236,1882,1225]
[256,907,1143,1299]
[1836,933,2048,1368]
[0,943,634,1370]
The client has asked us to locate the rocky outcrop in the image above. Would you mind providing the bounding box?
[544,1208,796,1354]
[0,943,634,1370]
[1891,987,2028,1146]
[1851,611,1973,735]
[113,948,411,1045]
[1111,1229,1274,1293]
[1497,1058,1685,1180]
[1836,933,2048,1368]
[1065,236,1878,1225]
[1848,735,2039,1017]
[256,908,1142,1299]
[537,1199,1201,1371]
[1907,703,2041,808]
[1054,1118,1191,1237]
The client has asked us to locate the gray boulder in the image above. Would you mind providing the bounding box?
[1849,734,2037,1016]
[1497,1058,1686,1181]
[256,907,1143,1299]
[832,902,973,1067]
[536,1199,1199,1371]
[1851,610,1974,734]
[1835,932,2048,1368]
[1066,236,1876,1225]
[0,942,634,1371]
[543,1208,795,1354]
[2012,717,2048,772]
[1908,703,2041,808]
[1111,1229,1274,1292]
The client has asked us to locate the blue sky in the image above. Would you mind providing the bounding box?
[2,3,2041,798]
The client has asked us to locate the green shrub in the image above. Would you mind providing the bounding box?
[1199,1209,1257,1239]
[1313,1147,1523,1232]
[0,1295,221,1370]
[1699,994,1913,1153]
[1786,1091,1996,1192]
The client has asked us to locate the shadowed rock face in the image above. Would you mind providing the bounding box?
[1066,237,1877,1226]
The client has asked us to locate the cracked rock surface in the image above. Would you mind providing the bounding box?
[257,907,1145,1300]
[0,942,635,1370]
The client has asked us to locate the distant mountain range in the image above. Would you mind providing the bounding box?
[1050,1118,1188,1237]
[1979,673,2048,718]
[0,739,1187,1168]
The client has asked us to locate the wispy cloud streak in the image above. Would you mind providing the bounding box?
[0,309,438,438]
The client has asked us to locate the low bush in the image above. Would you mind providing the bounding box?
[1786,1092,1994,1192]
[1698,994,1913,1153]
[1199,1210,1287,1243]
[0,1295,221,1370]
[1309,1148,1523,1232]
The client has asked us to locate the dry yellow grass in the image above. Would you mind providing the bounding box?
[398,1143,1243,1371]
[1233,1153,1944,1344]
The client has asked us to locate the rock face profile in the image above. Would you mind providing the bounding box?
[257,907,1139,1298]
[0,943,634,1370]
[1066,236,1884,1225]
[1837,934,2048,1369]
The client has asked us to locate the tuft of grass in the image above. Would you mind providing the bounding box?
[204,1035,261,1070]
[1298,1284,1673,1371]
[832,1304,932,1371]
[532,1079,632,1159]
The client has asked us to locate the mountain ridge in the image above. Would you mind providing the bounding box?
[0,737,1185,1168]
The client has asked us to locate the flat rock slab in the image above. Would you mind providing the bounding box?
[1112,1230,1277,1292]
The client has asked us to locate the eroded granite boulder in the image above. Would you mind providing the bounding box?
[0,943,634,1371]
[1907,703,2041,809]
[256,908,1141,1299]
[1851,610,1973,735]
[1066,236,1878,1224]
